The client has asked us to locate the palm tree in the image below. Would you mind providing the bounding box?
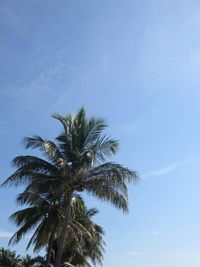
[20,255,45,267]
[20,255,33,267]
[57,196,104,267]
[9,189,64,267]
[9,191,104,267]
[49,197,105,267]
[2,108,139,267]
[0,248,45,267]
[0,247,21,267]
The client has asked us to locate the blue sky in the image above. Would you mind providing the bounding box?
[1,0,200,266]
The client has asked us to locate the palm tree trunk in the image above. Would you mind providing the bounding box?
[55,192,73,267]
[45,227,55,267]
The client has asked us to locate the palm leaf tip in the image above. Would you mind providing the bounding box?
[23,135,44,150]
[128,169,140,183]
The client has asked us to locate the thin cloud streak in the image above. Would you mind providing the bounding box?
[0,230,13,238]
[143,157,200,178]
[0,230,33,239]
[128,251,141,256]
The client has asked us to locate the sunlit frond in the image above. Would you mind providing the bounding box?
[23,136,63,166]
[87,184,129,213]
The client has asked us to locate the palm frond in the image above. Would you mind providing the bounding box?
[16,191,50,207]
[63,262,76,267]
[52,114,70,134]
[26,220,47,251]
[87,185,129,212]
[83,117,107,146]
[88,162,139,183]
[1,156,57,187]
[11,155,57,170]
[9,209,42,245]
[23,136,63,166]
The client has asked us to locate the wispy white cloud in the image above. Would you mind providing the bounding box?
[143,157,200,178]
[0,230,13,238]
[128,251,141,256]
[119,106,160,136]
[143,164,177,178]
[0,6,27,37]
[0,7,19,26]
[152,231,160,236]
[0,62,73,113]
[183,252,200,256]
[120,123,139,135]
[0,230,33,239]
